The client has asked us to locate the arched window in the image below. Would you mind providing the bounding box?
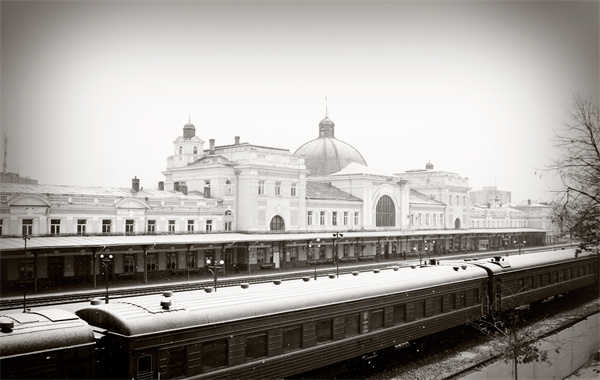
[270,215,285,231]
[193,146,198,154]
[225,180,233,195]
[375,195,395,227]
[454,218,461,229]
[179,146,183,154]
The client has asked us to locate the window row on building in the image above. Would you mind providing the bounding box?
[307,210,360,227]
[257,181,298,197]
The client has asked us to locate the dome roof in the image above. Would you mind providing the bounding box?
[294,135,367,176]
[183,122,196,130]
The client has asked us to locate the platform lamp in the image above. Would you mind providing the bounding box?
[206,259,224,292]
[22,234,30,313]
[308,238,321,280]
[99,254,113,304]
[333,233,343,278]
[514,239,526,255]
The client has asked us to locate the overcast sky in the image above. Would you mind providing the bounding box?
[2,0,598,203]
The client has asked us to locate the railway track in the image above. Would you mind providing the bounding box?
[0,262,406,310]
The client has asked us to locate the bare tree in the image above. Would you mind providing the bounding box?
[549,94,600,248]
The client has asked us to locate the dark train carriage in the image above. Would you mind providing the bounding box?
[476,249,599,312]
[0,309,96,379]
[76,263,490,380]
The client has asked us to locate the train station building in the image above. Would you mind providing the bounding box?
[0,113,549,290]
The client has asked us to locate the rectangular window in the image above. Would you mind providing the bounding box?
[168,347,186,378]
[137,355,152,379]
[432,297,443,315]
[343,244,349,257]
[257,249,265,264]
[125,219,134,234]
[225,221,232,231]
[0,219,3,235]
[205,220,213,232]
[343,211,349,225]
[393,304,406,324]
[354,212,359,226]
[332,211,338,226]
[166,253,177,270]
[565,268,571,280]
[288,247,298,261]
[370,309,384,330]
[76,219,86,235]
[307,211,313,226]
[275,182,281,196]
[102,219,111,233]
[320,211,325,225]
[425,214,430,226]
[291,183,297,197]
[283,327,302,352]
[202,340,228,372]
[245,333,267,361]
[187,253,197,268]
[124,255,135,273]
[315,319,333,344]
[147,220,156,233]
[19,259,34,280]
[187,220,194,233]
[50,219,61,235]
[460,291,467,308]
[168,220,176,233]
[258,180,265,195]
[147,255,157,271]
[22,219,33,236]
[345,314,360,337]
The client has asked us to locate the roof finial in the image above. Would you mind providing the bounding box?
[188,111,191,124]
[325,96,328,118]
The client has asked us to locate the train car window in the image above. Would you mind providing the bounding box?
[565,268,571,280]
[168,347,186,378]
[283,327,302,352]
[370,309,384,330]
[245,333,267,361]
[345,314,360,337]
[414,300,425,320]
[460,291,467,308]
[542,273,550,286]
[137,355,153,379]
[518,279,524,291]
[432,297,442,315]
[393,304,406,324]
[202,340,228,372]
[551,271,558,284]
[528,276,534,289]
[315,319,333,344]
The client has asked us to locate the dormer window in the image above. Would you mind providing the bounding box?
[179,146,183,154]
[193,146,198,154]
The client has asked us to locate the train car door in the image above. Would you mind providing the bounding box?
[48,257,63,284]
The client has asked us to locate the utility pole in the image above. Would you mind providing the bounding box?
[3,133,8,173]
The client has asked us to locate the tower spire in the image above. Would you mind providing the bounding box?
[325,96,328,118]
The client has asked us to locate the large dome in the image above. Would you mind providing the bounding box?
[294,116,367,176]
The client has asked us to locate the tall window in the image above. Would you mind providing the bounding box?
[187,220,194,232]
[226,180,233,195]
[307,211,313,225]
[205,220,213,232]
[125,219,134,234]
[187,253,197,268]
[270,215,285,231]
[375,195,395,226]
[19,259,34,280]
[193,146,198,154]
[275,182,281,196]
[332,211,338,226]
[147,220,156,233]
[224,221,232,231]
[343,212,349,225]
[76,219,86,235]
[146,254,157,271]
[320,211,325,225]
[22,219,33,236]
[0,219,3,235]
[102,219,111,233]
[168,220,175,233]
[258,180,265,195]
[50,219,61,235]
[291,183,297,196]
[354,212,359,226]
[123,255,135,273]
[166,253,177,269]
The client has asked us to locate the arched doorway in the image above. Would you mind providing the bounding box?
[454,218,461,229]
[376,195,395,227]
[270,215,285,231]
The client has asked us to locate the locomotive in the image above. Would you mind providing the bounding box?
[1,249,598,379]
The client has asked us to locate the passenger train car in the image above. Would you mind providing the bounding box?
[0,249,597,380]
[0,309,96,379]
[74,249,597,380]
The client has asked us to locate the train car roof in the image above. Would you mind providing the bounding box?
[473,248,597,273]
[0,309,95,358]
[76,262,488,337]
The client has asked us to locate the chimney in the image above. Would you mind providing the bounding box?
[132,176,140,192]
[158,181,164,191]
[209,139,215,155]
[235,136,240,145]
[174,181,179,192]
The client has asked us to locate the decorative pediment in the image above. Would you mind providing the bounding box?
[7,194,51,207]
[114,197,150,209]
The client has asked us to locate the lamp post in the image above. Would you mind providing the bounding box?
[22,234,30,313]
[309,238,320,280]
[333,233,343,278]
[206,259,224,292]
[514,240,526,255]
[99,254,113,304]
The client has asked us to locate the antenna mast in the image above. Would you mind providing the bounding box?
[3,133,7,173]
